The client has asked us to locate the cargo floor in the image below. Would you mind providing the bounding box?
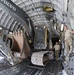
[0,59,64,75]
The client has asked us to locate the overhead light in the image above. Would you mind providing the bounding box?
[0,27,2,30]
[9,32,12,34]
[61,24,64,31]
[44,26,46,28]
[50,19,53,22]
[54,25,57,30]
[36,27,38,29]
[43,6,54,12]
[59,40,61,42]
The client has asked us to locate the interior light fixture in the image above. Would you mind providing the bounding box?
[61,24,64,31]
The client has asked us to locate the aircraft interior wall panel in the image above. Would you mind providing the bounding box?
[33,20,49,24]
[67,0,74,29]
[55,12,63,21]
[36,8,43,11]
[63,0,68,13]
[32,18,47,22]
[63,16,67,23]
[52,0,63,5]
[34,2,51,8]
[53,1,63,8]
[11,0,17,3]
[32,0,42,3]
[22,3,41,11]
[22,1,32,6]
[17,3,24,8]
[17,0,51,7]
[18,3,25,9]
[23,6,35,12]
[20,4,31,11]
[54,5,63,13]
[69,18,74,29]
[51,0,67,23]
[70,1,74,17]
[72,10,74,17]
[31,16,45,20]
[54,7,63,15]
[14,0,22,6]
[52,3,63,20]
[68,0,72,11]
[11,1,52,12]
[28,12,46,17]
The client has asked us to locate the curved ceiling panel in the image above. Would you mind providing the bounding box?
[70,18,74,29]
[10,0,70,37]
[66,0,74,28]
[11,0,54,27]
[51,0,68,23]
